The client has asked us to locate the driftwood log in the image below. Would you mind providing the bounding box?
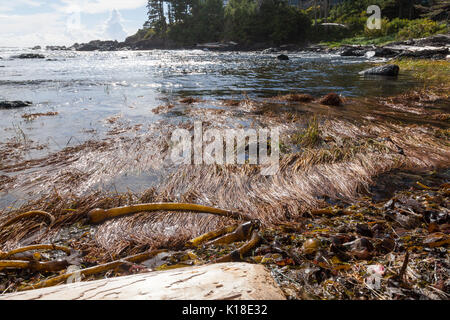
[0,263,286,300]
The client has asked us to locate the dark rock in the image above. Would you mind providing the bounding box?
[413,34,450,47]
[46,46,68,51]
[31,46,41,50]
[319,93,343,106]
[359,64,399,77]
[374,47,400,58]
[356,224,374,237]
[12,53,45,59]
[0,101,33,109]
[73,40,120,51]
[340,47,367,57]
[127,38,177,50]
[377,238,395,253]
[276,54,289,61]
[343,237,374,252]
[396,47,449,60]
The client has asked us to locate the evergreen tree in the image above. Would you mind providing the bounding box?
[146,0,167,33]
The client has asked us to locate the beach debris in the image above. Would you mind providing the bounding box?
[187,225,238,247]
[207,220,259,246]
[365,264,385,289]
[2,262,286,300]
[302,238,320,254]
[22,112,58,120]
[19,249,167,291]
[215,230,262,262]
[66,265,82,284]
[180,97,200,104]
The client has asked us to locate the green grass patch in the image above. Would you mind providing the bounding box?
[394,59,450,83]
[320,34,397,48]
[292,116,322,148]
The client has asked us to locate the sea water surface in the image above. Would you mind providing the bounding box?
[0,47,425,152]
[0,47,429,207]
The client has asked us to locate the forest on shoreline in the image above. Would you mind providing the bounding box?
[127,0,449,47]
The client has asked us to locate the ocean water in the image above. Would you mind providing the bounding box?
[0,48,424,152]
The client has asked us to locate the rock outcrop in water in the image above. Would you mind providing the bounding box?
[277,54,289,61]
[72,40,121,51]
[46,46,69,51]
[335,34,450,59]
[12,54,45,59]
[359,64,400,77]
[0,101,33,109]
[340,46,367,57]
[395,47,449,60]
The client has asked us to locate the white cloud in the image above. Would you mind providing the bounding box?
[0,0,41,14]
[0,1,145,47]
[56,0,147,14]
[0,12,100,47]
[103,9,127,41]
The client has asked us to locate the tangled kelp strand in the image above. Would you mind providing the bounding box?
[207,220,259,245]
[88,203,252,224]
[215,230,263,263]
[3,211,55,228]
[186,225,237,247]
[0,259,69,273]
[0,244,71,259]
[19,249,167,291]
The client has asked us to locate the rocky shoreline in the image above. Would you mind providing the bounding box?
[31,34,450,61]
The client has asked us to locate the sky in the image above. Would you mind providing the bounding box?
[0,0,149,47]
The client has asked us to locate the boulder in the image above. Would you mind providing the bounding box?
[340,47,367,57]
[0,101,33,109]
[277,54,289,61]
[359,64,400,77]
[0,263,286,300]
[11,53,45,59]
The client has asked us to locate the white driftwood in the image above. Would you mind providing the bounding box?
[0,262,286,300]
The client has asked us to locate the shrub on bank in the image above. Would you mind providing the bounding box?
[397,18,448,40]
